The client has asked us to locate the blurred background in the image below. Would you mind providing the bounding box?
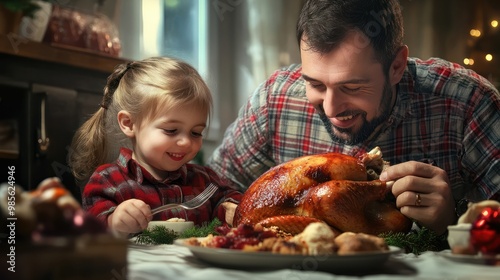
[86,0,500,153]
[0,0,498,200]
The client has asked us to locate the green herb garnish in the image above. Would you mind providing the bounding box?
[380,227,449,255]
[135,226,178,245]
[179,218,222,239]
[134,218,222,245]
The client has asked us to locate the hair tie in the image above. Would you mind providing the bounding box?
[100,103,108,110]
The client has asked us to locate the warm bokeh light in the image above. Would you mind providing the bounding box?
[463,58,474,65]
[470,29,481,37]
[491,20,499,28]
[485,54,493,61]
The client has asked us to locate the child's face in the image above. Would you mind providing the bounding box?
[131,104,207,180]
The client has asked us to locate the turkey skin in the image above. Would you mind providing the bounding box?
[233,148,412,235]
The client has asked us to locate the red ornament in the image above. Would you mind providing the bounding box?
[470,207,500,255]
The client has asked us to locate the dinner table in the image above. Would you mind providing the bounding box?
[127,241,500,280]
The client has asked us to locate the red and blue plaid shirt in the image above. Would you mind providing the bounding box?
[83,148,242,227]
[208,57,500,203]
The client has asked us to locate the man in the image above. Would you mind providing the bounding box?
[208,0,500,235]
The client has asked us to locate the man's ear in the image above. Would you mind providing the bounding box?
[118,110,135,138]
[389,45,409,86]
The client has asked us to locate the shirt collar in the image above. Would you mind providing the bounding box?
[116,147,188,185]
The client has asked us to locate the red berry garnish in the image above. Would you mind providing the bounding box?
[232,237,260,249]
[215,224,231,236]
[236,224,256,237]
[211,236,231,248]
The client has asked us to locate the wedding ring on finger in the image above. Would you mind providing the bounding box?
[415,193,422,206]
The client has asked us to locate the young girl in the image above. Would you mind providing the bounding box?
[69,57,241,237]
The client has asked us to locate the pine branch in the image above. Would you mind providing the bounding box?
[179,219,222,239]
[134,219,222,245]
[380,227,449,255]
[135,226,178,245]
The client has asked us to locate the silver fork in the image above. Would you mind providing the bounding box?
[150,183,218,215]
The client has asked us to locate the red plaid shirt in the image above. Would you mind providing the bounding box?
[82,148,242,227]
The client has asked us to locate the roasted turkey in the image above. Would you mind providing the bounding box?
[233,147,412,235]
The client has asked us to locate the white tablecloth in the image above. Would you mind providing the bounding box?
[127,243,499,280]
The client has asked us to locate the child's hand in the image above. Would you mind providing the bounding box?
[107,199,152,236]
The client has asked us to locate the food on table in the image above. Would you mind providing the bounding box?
[0,177,126,280]
[190,223,278,250]
[0,177,106,239]
[186,222,389,256]
[166,218,187,222]
[290,222,337,255]
[334,232,388,255]
[448,200,500,255]
[447,223,475,255]
[233,147,411,235]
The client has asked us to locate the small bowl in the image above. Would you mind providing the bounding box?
[447,224,476,255]
[147,221,194,234]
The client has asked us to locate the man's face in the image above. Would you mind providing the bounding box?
[301,31,395,144]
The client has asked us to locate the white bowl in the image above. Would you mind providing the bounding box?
[447,224,475,255]
[147,221,194,234]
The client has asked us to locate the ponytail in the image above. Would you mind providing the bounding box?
[68,108,108,185]
[68,62,130,185]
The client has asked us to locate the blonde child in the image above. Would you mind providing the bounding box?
[69,57,241,237]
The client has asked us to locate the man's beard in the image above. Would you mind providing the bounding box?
[331,82,393,145]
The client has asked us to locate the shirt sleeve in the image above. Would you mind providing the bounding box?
[81,166,124,226]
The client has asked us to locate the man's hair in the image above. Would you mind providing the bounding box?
[296,0,404,72]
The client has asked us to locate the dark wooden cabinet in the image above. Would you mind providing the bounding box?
[0,34,128,202]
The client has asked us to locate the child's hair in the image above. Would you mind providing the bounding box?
[69,56,212,184]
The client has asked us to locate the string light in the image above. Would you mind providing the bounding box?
[463,58,474,65]
[485,54,493,61]
[491,20,499,28]
[470,29,481,37]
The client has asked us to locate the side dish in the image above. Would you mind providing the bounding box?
[186,222,388,256]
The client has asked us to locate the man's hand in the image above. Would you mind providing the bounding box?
[380,161,455,235]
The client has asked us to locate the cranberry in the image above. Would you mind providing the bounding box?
[232,237,260,249]
[259,230,277,239]
[470,207,500,255]
[212,236,232,248]
[215,224,231,236]
[236,224,256,237]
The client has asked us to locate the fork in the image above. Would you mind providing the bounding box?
[150,183,218,215]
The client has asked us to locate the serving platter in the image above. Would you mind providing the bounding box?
[174,238,403,272]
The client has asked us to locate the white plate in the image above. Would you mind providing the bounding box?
[174,238,403,272]
[438,250,500,265]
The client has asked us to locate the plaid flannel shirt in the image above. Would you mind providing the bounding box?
[208,57,500,203]
[83,148,242,226]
